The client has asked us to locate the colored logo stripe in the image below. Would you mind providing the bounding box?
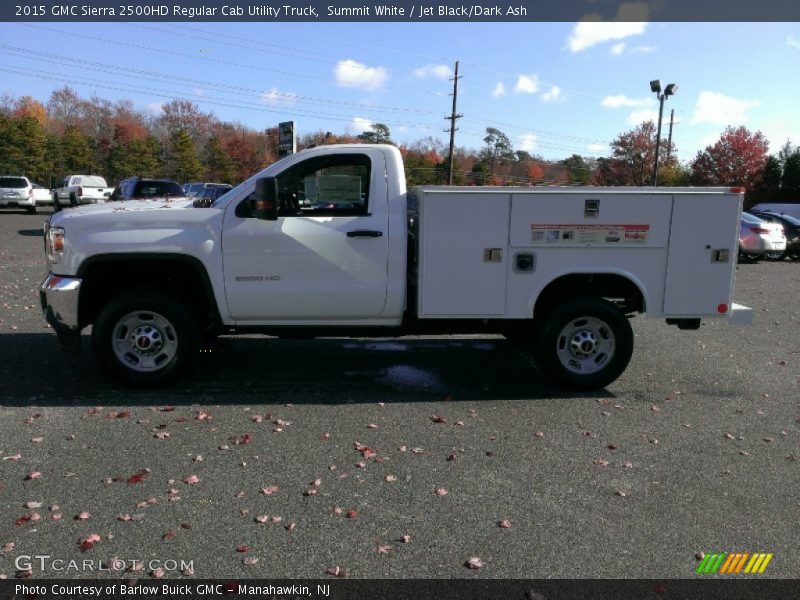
[697,552,773,574]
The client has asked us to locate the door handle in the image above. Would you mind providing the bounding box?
[346,230,383,238]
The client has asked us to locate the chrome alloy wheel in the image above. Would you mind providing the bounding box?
[555,316,616,375]
[111,310,178,373]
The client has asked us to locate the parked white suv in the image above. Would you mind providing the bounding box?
[0,175,37,213]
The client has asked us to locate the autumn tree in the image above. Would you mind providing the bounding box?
[560,154,592,184]
[358,123,393,145]
[690,126,769,193]
[58,125,93,174]
[0,115,49,182]
[750,155,782,203]
[594,121,676,186]
[480,127,514,175]
[165,129,204,182]
[203,135,236,183]
[781,149,800,201]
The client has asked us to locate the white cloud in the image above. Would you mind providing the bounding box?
[788,36,800,50]
[602,95,650,108]
[412,64,452,80]
[541,86,564,103]
[518,133,538,153]
[334,59,388,92]
[690,91,760,125]
[491,82,507,99]
[632,45,656,53]
[610,43,626,56]
[260,87,298,107]
[567,21,647,53]
[627,108,659,125]
[348,117,373,135]
[146,102,163,114]
[514,74,539,94]
[587,143,609,153]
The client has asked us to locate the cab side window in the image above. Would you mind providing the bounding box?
[277,154,371,217]
[236,154,371,219]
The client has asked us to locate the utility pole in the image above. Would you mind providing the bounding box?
[445,60,462,186]
[666,109,675,161]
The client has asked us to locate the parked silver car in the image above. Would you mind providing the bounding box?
[739,211,786,261]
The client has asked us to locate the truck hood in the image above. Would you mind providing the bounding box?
[49,198,195,225]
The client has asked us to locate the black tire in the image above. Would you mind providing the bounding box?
[92,289,199,387]
[69,193,78,208]
[533,297,633,390]
[764,250,786,261]
[53,194,61,212]
[27,205,37,214]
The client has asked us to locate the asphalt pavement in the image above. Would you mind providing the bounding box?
[0,207,797,580]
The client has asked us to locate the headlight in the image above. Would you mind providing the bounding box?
[46,226,65,263]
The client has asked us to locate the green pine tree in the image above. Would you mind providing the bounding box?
[202,135,235,183]
[166,129,203,182]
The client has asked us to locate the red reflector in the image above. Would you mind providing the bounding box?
[717,303,728,314]
[729,186,746,193]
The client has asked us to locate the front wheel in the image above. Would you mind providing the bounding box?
[92,289,199,386]
[53,194,61,212]
[534,297,633,390]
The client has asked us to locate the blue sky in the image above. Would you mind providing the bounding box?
[1,21,798,162]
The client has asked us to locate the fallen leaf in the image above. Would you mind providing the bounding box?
[465,557,485,570]
[255,515,270,524]
[286,522,296,532]
[252,415,263,423]
[498,519,512,529]
[236,543,249,553]
[346,510,358,519]
[261,486,279,495]
[25,501,42,509]
[183,475,201,485]
[325,566,346,577]
[534,431,545,438]
[31,437,44,443]
[25,471,42,481]
[150,568,165,578]
[593,458,609,468]
[2,454,22,461]
[367,423,378,429]
[385,475,397,482]
[724,433,735,440]
[75,511,90,520]
[154,432,170,440]
[162,530,176,541]
[434,487,448,496]
[615,489,627,497]
[376,544,393,554]
[243,556,259,565]
[401,535,412,543]
[430,415,447,424]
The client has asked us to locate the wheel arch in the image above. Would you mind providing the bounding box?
[76,253,222,331]
[532,271,648,321]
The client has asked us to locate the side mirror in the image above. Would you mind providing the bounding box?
[254,178,278,221]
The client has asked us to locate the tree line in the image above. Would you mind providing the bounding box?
[0,87,797,208]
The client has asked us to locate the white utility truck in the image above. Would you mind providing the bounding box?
[40,145,752,389]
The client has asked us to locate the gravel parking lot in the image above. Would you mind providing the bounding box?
[0,207,798,580]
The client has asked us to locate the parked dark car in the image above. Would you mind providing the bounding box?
[109,178,188,202]
[182,182,233,201]
[750,210,800,260]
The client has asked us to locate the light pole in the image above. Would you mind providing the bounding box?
[649,80,677,186]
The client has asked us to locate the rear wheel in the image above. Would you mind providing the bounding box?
[765,250,786,261]
[27,205,37,214]
[69,193,78,207]
[534,297,633,390]
[92,289,199,387]
[53,194,61,212]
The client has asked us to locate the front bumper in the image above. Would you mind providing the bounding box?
[40,274,82,351]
